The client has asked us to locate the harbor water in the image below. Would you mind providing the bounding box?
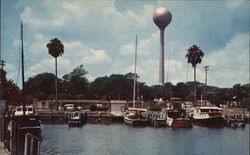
[41,124,249,155]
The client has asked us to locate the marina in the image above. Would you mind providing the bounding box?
[1,1,249,155]
[0,101,249,155]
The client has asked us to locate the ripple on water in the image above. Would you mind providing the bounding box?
[40,124,249,155]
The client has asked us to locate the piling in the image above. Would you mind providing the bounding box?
[225,114,246,128]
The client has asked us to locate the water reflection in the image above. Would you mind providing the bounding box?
[41,124,249,155]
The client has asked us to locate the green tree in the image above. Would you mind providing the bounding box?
[185,45,204,101]
[62,65,89,99]
[1,79,20,105]
[232,84,248,107]
[47,38,64,108]
[164,82,173,100]
[151,85,165,99]
[25,73,56,101]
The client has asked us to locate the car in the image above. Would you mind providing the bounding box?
[64,104,75,111]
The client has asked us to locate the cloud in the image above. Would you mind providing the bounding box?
[83,49,112,64]
[119,32,159,56]
[2,0,249,88]
[202,33,249,87]
[63,41,111,65]
[12,39,21,47]
[226,1,245,9]
[5,63,16,81]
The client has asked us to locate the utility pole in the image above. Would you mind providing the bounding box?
[0,60,6,100]
[204,66,209,85]
[204,66,209,106]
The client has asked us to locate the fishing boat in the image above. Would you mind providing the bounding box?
[124,108,149,126]
[68,111,87,127]
[166,101,192,128]
[13,105,41,129]
[7,22,42,155]
[192,106,225,126]
[12,21,42,130]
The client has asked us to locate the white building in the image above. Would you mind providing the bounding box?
[110,100,128,116]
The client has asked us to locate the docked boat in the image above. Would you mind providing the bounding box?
[124,108,149,126]
[192,106,225,126]
[182,101,194,118]
[6,22,42,155]
[166,108,192,128]
[68,111,87,127]
[124,36,149,126]
[12,105,41,129]
[10,22,42,132]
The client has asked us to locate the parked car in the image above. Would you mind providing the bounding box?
[89,104,109,111]
[64,104,75,111]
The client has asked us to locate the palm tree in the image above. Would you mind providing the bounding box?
[47,38,64,110]
[185,45,204,101]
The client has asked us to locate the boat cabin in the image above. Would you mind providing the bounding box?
[195,107,223,113]
[14,106,34,116]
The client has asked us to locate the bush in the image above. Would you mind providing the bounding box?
[244,98,250,111]
[150,103,164,111]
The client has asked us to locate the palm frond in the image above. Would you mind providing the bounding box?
[47,38,64,58]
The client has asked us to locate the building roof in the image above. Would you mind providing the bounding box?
[110,100,128,104]
[128,107,147,112]
[39,100,109,104]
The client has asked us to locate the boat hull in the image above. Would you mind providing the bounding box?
[68,120,85,127]
[193,117,225,126]
[124,117,149,126]
[167,118,192,128]
[157,119,167,127]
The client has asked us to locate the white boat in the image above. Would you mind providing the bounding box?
[182,102,194,118]
[124,36,149,126]
[11,107,41,130]
[192,106,225,126]
[124,108,149,126]
[68,111,87,127]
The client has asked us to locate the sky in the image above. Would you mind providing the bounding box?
[1,0,249,88]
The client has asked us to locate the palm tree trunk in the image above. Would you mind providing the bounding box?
[55,58,58,111]
[194,65,196,102]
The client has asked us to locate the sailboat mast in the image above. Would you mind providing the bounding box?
[21,21,26,116]
[133,35,138,108]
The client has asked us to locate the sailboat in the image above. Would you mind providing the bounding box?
[13,21,42,141]
[124,35,149,126]
[7,21,42,155]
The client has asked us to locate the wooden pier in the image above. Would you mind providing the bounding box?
[224,114,246,128]
[37,111,123,124]
[0,142,9,155]
[144,111,167,127]
[0,112,41,155]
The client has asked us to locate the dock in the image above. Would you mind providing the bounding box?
[37,111,123,124]
[0,142,9,155]
[224,114,246,128]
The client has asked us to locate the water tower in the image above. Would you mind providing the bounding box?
[153,7,172,86]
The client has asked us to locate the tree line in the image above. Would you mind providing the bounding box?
[0,38,249,111]
[1,65,249,110]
